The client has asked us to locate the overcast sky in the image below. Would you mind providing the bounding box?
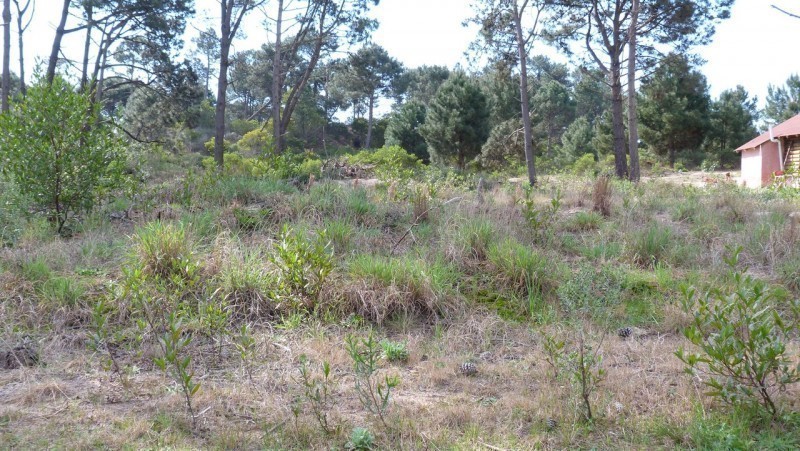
[9,0,800,109]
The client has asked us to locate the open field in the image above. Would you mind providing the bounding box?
[1,154,799,449]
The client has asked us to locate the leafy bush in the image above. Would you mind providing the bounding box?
[269,226,334,307]
[0,76,129,233]
[571,153,598,176]
[676,247,800,418]
[236,124,273,154]
[346,145,423,182]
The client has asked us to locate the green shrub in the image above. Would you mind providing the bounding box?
[237,125,273,154]
[0,76,130,233]
[676,247,800,419]
[557,265,622,316]
[571,153,598,176]
[269,226,334,306]
[346,145,422,182]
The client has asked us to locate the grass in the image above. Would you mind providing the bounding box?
[1,161,799,449]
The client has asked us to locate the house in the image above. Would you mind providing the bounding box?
[736,113,800,187]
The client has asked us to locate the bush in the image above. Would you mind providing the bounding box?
[676,247,800,419]
[346,145,423,182]
[571,153,598,176]
[0,76,129,233]
[237,124,273,154]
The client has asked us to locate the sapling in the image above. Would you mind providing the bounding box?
[154,312,200,429]
[345,333,400,428]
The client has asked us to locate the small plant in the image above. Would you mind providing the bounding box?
[270,225,334,306]
[542,332,565,380]
[345,426,375,450]
[676,246,800,419]
[232,323,257,381]
[297,356,337,435]
[410,185,431,222]
[345,332,400,428]
[89,297,122,375]
[519,185,561,241]
[154,312,200,429]
[199,297,230,361]
[380,339,410,363]
[633,222,673,267]
[566,332,606,422]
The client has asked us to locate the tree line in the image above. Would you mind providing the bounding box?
[1,0,800,185]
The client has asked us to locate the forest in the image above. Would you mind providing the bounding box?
[1,0,800,449]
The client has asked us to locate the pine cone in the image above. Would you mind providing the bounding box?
[617,327,633,339]
[459,361,477,376]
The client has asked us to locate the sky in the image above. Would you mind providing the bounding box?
[8,0,800,109]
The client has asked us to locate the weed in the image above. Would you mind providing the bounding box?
[154,312,200,429]
[632,222,673,267]
[487,239,552,298]
[566,330,606,422]
[131,221,200,283]
[556,265,621,319]
[232,323,256,381]
[39,276,85,307]
[345,332,400,428]
[566,211,603,232]
[542,332,565,380]
[297,356,338,435]
[380,340,409,363]
[345,427,375,450]
[519,185,561,242]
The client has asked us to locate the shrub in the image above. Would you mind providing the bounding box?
[0,76,129,233]
[269,226,334,307]
[346,427,375,450]
[346,145,423,182]
[571,153,598,176]
[676,247,800,419]
[237,124,273,154]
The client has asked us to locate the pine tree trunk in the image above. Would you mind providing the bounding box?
[80,6,93,91]
[46,0,71,84]
[513,1,536,186]
[610,60,628,179]
[627,0,640,182]
[366,94,374,149]
[272,0,284,155]
[214,2,232,169]
[15,0,28,95]
[2,0,11,112]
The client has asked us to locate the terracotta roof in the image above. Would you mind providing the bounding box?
[736,113,800,152]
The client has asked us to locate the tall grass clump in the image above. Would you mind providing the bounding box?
[215,247,277,319]
[632,222,673,267]
[345,254,459,323]
[487,238,553,297]
[131,221,199,283]
[592,175,612,217]
[450,217,495,261]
